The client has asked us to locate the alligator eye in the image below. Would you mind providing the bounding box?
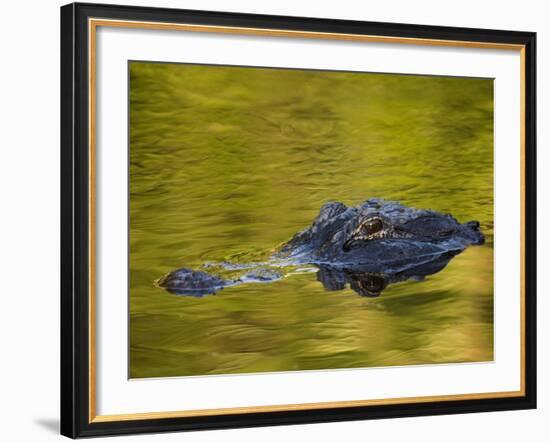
[361,218,383,235]
[343,217,385,252]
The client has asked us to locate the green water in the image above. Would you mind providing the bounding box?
[129,62,494,378]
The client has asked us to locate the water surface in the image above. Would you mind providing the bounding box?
[129,62,494,378]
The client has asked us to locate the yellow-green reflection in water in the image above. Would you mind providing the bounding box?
[129,62,494,378]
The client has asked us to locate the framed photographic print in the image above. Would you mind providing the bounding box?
[60,2,537,438]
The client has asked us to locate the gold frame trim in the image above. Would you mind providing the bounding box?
[88,18,527,423]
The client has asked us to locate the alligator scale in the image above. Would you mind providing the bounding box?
[157,199,484,297]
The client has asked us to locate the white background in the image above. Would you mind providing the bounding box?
[0,0,546,440]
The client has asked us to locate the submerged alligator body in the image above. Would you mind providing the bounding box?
[157,199,484,297]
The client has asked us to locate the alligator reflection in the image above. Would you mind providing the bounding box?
[316,250,459,297]
[160,250,460,298]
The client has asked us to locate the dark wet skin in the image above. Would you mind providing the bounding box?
[157,199,484,297]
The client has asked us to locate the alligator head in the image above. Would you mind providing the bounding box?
[157,199,484,297]
[277,199,484,269]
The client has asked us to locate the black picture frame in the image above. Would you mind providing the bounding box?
[61,2,537,438]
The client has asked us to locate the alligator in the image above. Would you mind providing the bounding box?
[156,199,484,297]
